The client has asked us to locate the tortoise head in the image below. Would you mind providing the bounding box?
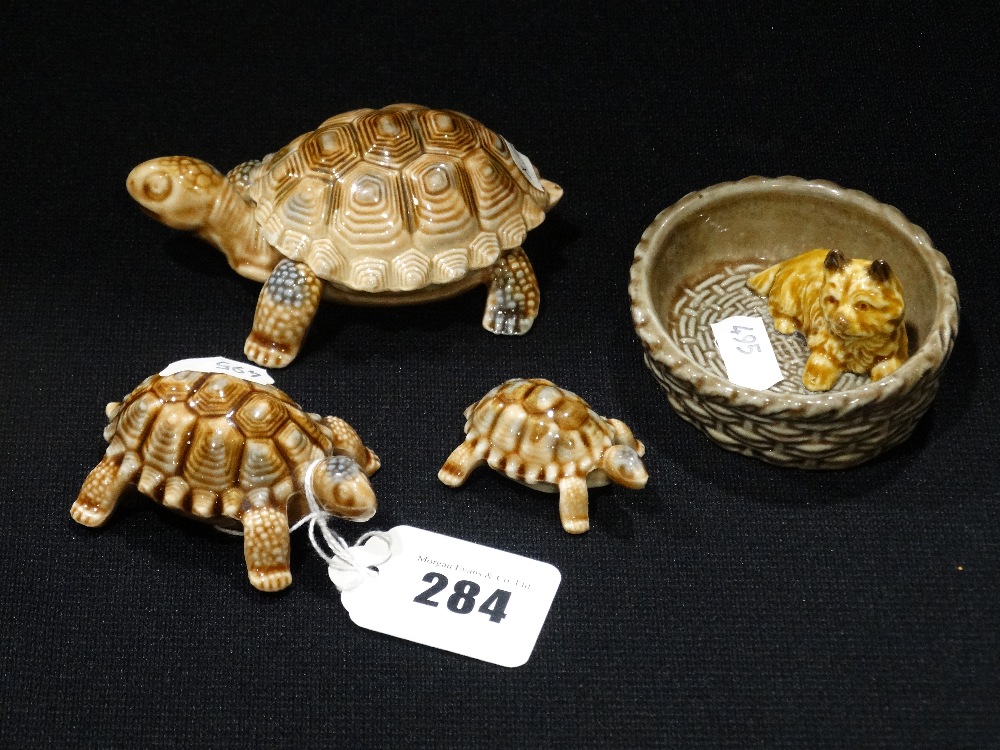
[127,156,224,231]
[602,419,648,490]
[308,455,377,522]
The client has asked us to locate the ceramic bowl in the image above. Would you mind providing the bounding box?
[629,176,959,469]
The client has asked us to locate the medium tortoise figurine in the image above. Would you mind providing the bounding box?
[439,379,648,534]
[127,103,564,367]
[71,370,380,591]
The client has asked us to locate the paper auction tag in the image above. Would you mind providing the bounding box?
[335,526,561,668]
[159,356,274,385]
[502,137,545,191]
[710,316,783,390]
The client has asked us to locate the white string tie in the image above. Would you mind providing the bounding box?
[292,457,392,591]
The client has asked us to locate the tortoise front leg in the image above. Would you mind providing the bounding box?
[322,416,380,475]
[244,259,322,368]
[71,453,141,527]
[557,476,590,534]
[482,247,540,335]
[240,501,292,592]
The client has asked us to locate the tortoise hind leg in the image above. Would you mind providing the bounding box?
[240,500,292,592]
[438,440,486,487]
[557,476,590,534]
[244,259,322,369]
[71,453,141,527]
[482,247,540,335]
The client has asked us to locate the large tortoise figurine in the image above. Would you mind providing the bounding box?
[71,370,380,591]
[127,104,563,367]
[439,378,648,534]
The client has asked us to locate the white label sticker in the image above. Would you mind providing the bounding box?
[159,356,274,384]
[336,526,561,668]
[710,315,783,390]
[502,137,545,191]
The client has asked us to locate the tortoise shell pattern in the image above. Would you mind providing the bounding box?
[236,103,551,292]
[98,370,351,518]
[462,378,620,487]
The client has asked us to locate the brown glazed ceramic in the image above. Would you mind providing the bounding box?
[439,378,648,533]
[746,248,909,391]
[127,104,563,367]
[71,371,380,591]
[629,176,959,469]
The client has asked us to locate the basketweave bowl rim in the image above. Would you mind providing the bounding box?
[629,175,960,419]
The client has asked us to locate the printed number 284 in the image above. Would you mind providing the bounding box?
[413,572,511,623]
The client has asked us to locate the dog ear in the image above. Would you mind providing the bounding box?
[868,259,892,283]
[823,249,847,272]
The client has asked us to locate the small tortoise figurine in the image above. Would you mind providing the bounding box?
[439,379,648,533]
[127,103,563,367]
[71,370,380,591]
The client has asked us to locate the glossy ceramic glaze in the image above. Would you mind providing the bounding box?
[71,371,380,591]
[747,248,909,391]
[439,378,647,533]
[128,104,563,367]
[629,176,959,469]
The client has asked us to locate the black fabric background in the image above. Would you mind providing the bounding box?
[2,3,998,748]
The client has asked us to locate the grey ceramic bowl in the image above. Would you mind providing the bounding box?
[629,176,959,469]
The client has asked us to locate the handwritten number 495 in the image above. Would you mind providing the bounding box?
[731,325,761,355]
[413,572,511,623]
